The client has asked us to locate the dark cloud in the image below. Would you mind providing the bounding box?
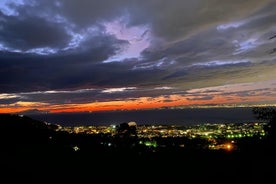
[0,0,275,107]
[0,97,21,104]
[0,86,179,106]
[0,33,130,93]
[223,88,275,97]
[0,14,70,50]
[126,0,271,41]
[57,0,124,27]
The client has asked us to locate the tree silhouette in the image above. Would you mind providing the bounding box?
[113,122,138,153]
[252,107,276,149]
[252,107,276,121]
[116,122,137,138]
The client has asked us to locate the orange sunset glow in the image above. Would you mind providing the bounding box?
[1,85,275,114]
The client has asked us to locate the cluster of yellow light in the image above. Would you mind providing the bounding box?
[209,142,234,151]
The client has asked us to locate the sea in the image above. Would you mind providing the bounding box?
[27,107,260,127]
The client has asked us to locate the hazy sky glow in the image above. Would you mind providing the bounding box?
[0,0,275,113]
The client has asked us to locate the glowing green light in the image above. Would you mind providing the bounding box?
[144,141,157,147]
[145,141,151,146]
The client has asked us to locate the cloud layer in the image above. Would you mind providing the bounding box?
[0,0,275,112]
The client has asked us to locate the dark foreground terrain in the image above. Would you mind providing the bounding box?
[0,109,275,183]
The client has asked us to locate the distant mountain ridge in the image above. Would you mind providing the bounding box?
[16,108,50,115]
[0,113,59,146]
[0,113,56,131]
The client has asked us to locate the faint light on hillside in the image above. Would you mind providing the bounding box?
[72,145,80,152]
[208,142,235,151]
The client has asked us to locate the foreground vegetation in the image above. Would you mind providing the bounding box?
[0,107,275,183]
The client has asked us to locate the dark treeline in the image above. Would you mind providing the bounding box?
[0,107,275,183]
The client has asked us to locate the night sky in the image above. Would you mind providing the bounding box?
[0,0,275,113]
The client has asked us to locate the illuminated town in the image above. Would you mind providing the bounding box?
[57,121,267,151]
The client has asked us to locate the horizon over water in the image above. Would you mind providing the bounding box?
[28,107,260,127]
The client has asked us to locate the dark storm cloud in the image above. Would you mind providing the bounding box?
[3,2,272,42]
[20,0,267,40]
[0,31,130,93]
[57,0,124,27]
[0,0,275,105]
[126,0,271,41]
[0,12,70,50]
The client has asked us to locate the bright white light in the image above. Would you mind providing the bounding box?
[72,146,80,151]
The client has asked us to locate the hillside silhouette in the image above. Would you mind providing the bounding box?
[0,108,275,183]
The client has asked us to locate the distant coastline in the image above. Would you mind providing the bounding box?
[27,107,260,127]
